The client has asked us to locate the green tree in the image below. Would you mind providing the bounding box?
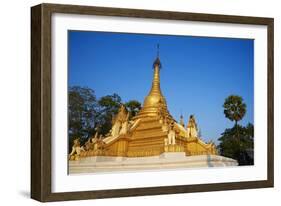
[218,123,254,165]
[97,93,122,136]
[68,87,141,149]
[68,86,98,150]
[219,95,253,165]
[223,95,246,126]
[125,100,142,118]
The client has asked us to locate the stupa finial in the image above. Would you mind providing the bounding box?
[153,44,162,69]
[180,114,185,127]
[157,43,159,57]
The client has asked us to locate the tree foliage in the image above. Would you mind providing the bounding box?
[97,93,122,136]
[219,95,253,165]
[125,100,142,118]
[68,86,98,150]
[218,123,254,165]
[223,95,246,125]
[68,86,142,150]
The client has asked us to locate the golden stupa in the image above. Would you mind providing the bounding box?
[70,51,217,160]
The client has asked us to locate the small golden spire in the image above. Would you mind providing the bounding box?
[180,114,185,127]
[149,57,162,96]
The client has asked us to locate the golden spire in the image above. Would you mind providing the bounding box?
[142,44,166,109]
[135,45,171,119]
[148,54,163,97]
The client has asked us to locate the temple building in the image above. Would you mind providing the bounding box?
[70,51,218,160]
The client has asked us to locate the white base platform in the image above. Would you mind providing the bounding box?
[69,153,238,174]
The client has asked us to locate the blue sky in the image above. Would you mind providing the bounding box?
[68,31,254,143]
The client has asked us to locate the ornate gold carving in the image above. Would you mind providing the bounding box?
[69,138,85,161]
[186,115,199,138]
[111,104,129,137]
[164,144,185,152]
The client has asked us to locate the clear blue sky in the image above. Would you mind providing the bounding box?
[68,30,254,143]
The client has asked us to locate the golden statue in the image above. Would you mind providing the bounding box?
[69,138,85,160]
[110,104,129,137]
[187,115,198,138]
[167,122,176,145]
[70,49,217,160]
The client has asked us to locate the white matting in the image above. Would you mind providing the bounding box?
[52,13,267,192]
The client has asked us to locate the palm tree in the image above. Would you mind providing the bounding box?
[223,95,246,126]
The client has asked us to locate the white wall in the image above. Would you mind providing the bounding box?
[0,0,280,205]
